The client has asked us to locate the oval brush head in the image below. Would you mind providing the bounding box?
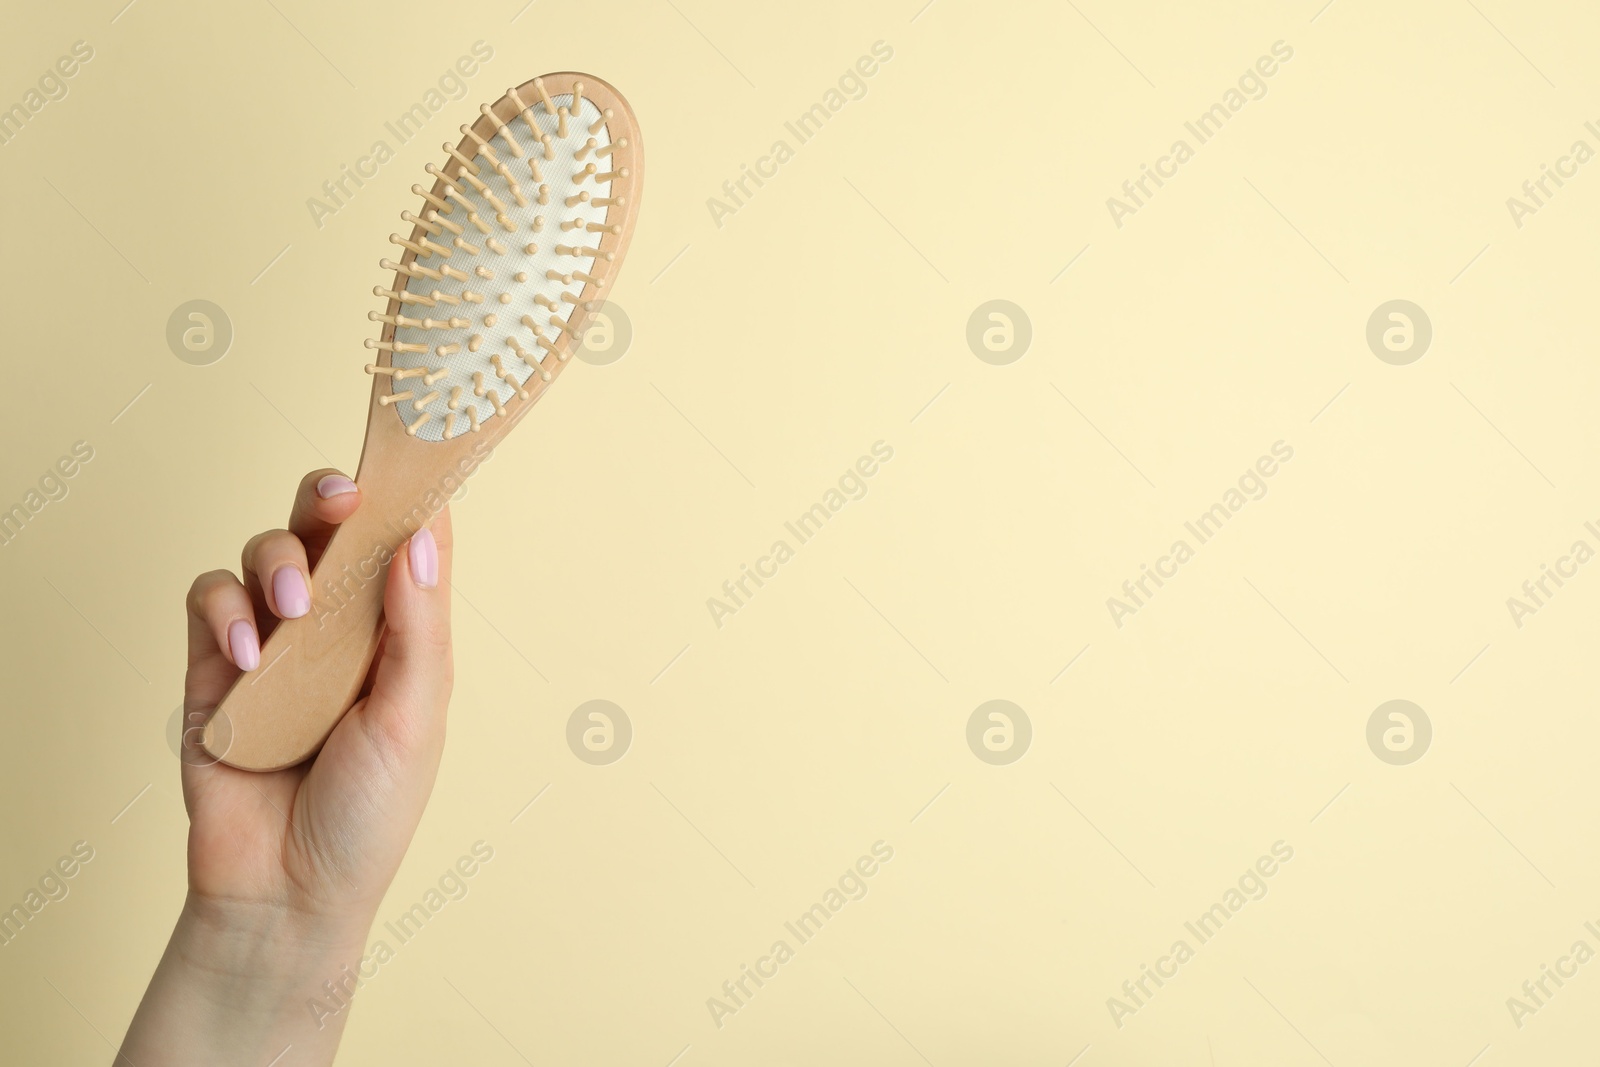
[372,77,633,441]
[204,73,642,771]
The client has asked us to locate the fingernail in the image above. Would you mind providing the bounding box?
[317,474,358,498]
[410,527,438,589]
[273,567,311,619]
[228,619,261,671]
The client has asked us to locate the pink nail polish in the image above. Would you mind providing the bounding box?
[317,474,358,497]
[410,528,438,589]
[228,619,261,671]
[273,567,311,619]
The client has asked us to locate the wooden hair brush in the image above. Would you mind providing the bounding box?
[203,73,643,771]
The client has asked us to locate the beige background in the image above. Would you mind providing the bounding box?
[2,0,1597,1062]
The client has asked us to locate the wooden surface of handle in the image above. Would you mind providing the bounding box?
[202,474,424,770]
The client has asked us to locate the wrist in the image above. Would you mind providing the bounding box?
[179,891,374,963]
[119,894,378,1066]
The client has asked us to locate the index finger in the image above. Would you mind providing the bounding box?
[288,468,363,568]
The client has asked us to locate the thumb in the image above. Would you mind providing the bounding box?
[361,511,454,751]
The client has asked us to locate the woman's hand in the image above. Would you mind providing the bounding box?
[118,469,454,1066]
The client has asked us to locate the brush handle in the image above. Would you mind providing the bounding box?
[202,473,440,771]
